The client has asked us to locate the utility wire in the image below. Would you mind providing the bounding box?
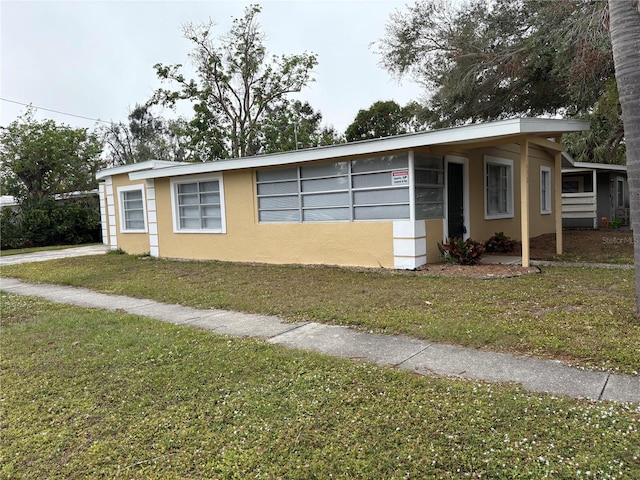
[0,97,116,125]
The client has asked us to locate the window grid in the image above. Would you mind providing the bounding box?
[414,154,445,220]
[176,180,222,230]
[121,189,145,231]
[256,155,423,223]
[485,157,513,218]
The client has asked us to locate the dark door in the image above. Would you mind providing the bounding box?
[447,163,465,239]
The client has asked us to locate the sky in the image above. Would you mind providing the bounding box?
[0,0,425,134]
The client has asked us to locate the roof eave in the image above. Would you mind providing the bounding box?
[127,118,591,181]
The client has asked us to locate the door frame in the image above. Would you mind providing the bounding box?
[444,155,470,241]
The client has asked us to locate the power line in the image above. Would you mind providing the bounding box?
[0,97,116,125]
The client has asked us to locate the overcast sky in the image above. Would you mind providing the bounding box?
[1,0,424,134]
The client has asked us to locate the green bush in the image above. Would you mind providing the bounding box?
[0,197,101,249]
[0,207,23,249]
[485,232,518,253]
[439,237,485,265]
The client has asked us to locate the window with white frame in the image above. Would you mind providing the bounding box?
[171,176,225,233]
[256,154,429,223]
[484,156,513,219]
[540,166,551,214]
[617,178,625,208]
[118,186,146,232]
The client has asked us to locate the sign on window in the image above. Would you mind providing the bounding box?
[391,170,409,185]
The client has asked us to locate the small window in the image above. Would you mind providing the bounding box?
[172,176,225,233]
[617,179,625,208]
[484,156,513,219]
[118,186,146,233]
[540,166,551,214]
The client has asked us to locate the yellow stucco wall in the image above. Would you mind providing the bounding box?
[153,171,396,268]
[103,139,559,268]
[110,175,151,255]
[425,219,444,263]
[466,143,556,243]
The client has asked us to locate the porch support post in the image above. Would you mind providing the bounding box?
[520,139,530,267]
[593,169,598,229]
[554,150,563,255]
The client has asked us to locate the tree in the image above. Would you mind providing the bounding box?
[151,4,318,159]
[0,108,103,206]
[345,100,427,142]
[257,100,343,153]
[563,78,626,165]
[378,0,613,126]
[102,104,192,165]
[608,0,640,316]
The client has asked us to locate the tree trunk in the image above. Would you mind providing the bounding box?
[609,0,640,316]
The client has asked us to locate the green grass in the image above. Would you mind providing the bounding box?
[2,254,639,374]
[0,243,99,256]
[2,293,639,479]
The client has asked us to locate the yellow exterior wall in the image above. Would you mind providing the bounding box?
[110,174,151,255]
[467,142,556,243]
[154,171,396,268]
[102,138,559,267]
[425,219,444,263]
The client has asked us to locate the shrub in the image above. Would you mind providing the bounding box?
[439,237,485,265]
[485,232,518,254]
[0,207,23,249]
[0,197,101,249]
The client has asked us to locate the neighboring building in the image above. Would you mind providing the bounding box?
[561,154,629,229]
[96,118,588,269]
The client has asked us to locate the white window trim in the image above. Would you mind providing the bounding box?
[616,176,626,208]
[484,155,514,220]
[170,173,226,234]
[118,184,147,233]
[540,166,552,215]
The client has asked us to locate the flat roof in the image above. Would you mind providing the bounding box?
[96,160,187,180]
[94,118,588,181]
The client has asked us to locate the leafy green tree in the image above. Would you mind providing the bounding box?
[563,79,625,165]
[345,100,426,142]
[151,4,318,159]
[102,104,192,165]
[0,108,103,206]
[608,0,640,317]
[257,100,343,153]
[378,0,613,126]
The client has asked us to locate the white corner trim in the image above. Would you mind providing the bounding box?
[393,220,428,269]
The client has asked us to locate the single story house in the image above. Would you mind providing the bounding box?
[561,154,629,229]
[96,117,589,269]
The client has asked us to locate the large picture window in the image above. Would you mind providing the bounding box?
[118,185,146,233]
[484,156,513,219]
[256,154,441,223]
[171,176,225,233]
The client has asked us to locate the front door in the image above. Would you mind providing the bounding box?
[447,162,465,240]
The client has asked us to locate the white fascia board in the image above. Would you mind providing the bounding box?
[572,161,627,172]
[519,118,590,134]
[129,118,591,181]
[96,160,188,180]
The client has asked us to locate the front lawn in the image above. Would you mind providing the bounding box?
[1,254,639,374]
[2,293,639,479]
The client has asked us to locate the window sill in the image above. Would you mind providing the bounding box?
[484,213,514,220]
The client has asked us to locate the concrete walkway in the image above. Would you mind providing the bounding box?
[0,244,109,266]
[1,246,638,403]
